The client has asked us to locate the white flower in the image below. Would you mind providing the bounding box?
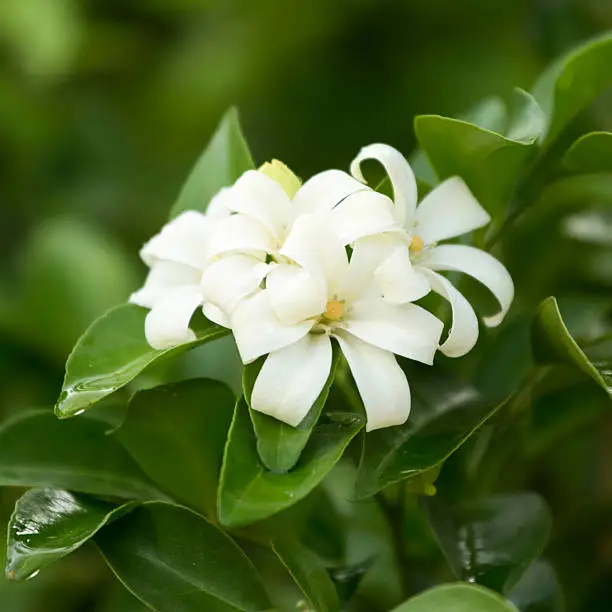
[231,215,444,431]
[350,144,515,357]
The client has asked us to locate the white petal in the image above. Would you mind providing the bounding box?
[266,264,327,326]
[292,170,366,215]
[200,254,264,317]
[251,333,332,427]
[420,244,514,327]
[207,214,275,259]
[140,211,212,269]
[202,302,230,328]
[420,268,479,357]
[224,170,293,240]
[334,331,410,431]
[414,177,491,244]
[350,143,418,227]
[374,245,431,304]
[129,261,201,308]
[280,214,348,296]
[345,299,443,365]
[231,291,313,364]
[329,190,398,245]
[207,187,235,218]
[144,285,203,350]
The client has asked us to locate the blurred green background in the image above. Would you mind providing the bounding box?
[1,0,612,610]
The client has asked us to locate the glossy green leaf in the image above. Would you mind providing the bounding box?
[414,104,540,218]
[115,379,235,518]
[532,31,612,145]
[508,560,564,612]
[170,108,254,219]
[96,501,270,612]
[243,345,340,473]
[218,397,363,527]
[355,368,505,498]
[272,539,339,612]
[6,488,135,581]
[531,297,612,397]
[0,411,163,499]
[391,583,519,612]
[55,303,227,418]
[426,493,552,593]
[563,132,612,173]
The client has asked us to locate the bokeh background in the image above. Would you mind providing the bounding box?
[1,0,612,610]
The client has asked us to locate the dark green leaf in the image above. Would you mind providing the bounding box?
[391,583,519,611]
[243,345,340,473]
[426,493,552,593]
[531,297,612,397]
[532,31,612,145]
[0,411,163,499]
[55,303,227,418]
[508,560,564,612]
[272,539,339,612]
[170,108,254,219]
[218,398,363,527]
[115,379,235,518]
[96,501,270,612]
[563,132,612,173]
[355,368,505,498]
[7,488,135,581]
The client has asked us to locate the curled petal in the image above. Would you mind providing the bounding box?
[202,302,229,328]
[420,244,514,327]
[334,331,411,431]
[420,268,479,357]
[292,170,366,215]
[414,177,490,244]
[231,291,313,364]
[144,285,203,350]
[374,245,431,304]
[207,214,275,259]
[350,143,418,227]
[251,333,333,427]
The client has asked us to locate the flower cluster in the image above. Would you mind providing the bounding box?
[130,144,514,431]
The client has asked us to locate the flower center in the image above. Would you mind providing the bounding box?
[323,300,344,321]
[409,235,425,253]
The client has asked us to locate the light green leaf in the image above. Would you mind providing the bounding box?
[272,539,339,612]
[243,345,340,473]
[218,398,363,527]
[508,560,564,612]
[96,501,270,612]
[169,108,254,219]
[55,303,227,418]
[6,489,135,581]
[115,379,235,518]
[425,493,552,593]
[532,31,612,145]
[355,368,505,498]
[391,583,519,611]
[531,297,612,397]
[563,131,612,173]
[506,89,547,144]
[0,411,163,499]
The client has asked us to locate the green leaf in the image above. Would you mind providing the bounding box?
[115,379,235,518]
[508,560,564,612]
[0,411,163,499]
[243,345,340,473]
[532,31,612,145]
[531,297,612,397]
[355,368,505,498]
[272,539,339,612]
[55,303,227,418]
[425,493,552,593]
[6,489,136,581]
[391,583,519,612]
[563,132,612,173]
[96,501,270,612]
[414,104,540,218]
[218,398,363,527]
[169,108,254,219]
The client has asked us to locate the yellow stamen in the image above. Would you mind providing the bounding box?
[409,235,424,253]
[324,300,344,321]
